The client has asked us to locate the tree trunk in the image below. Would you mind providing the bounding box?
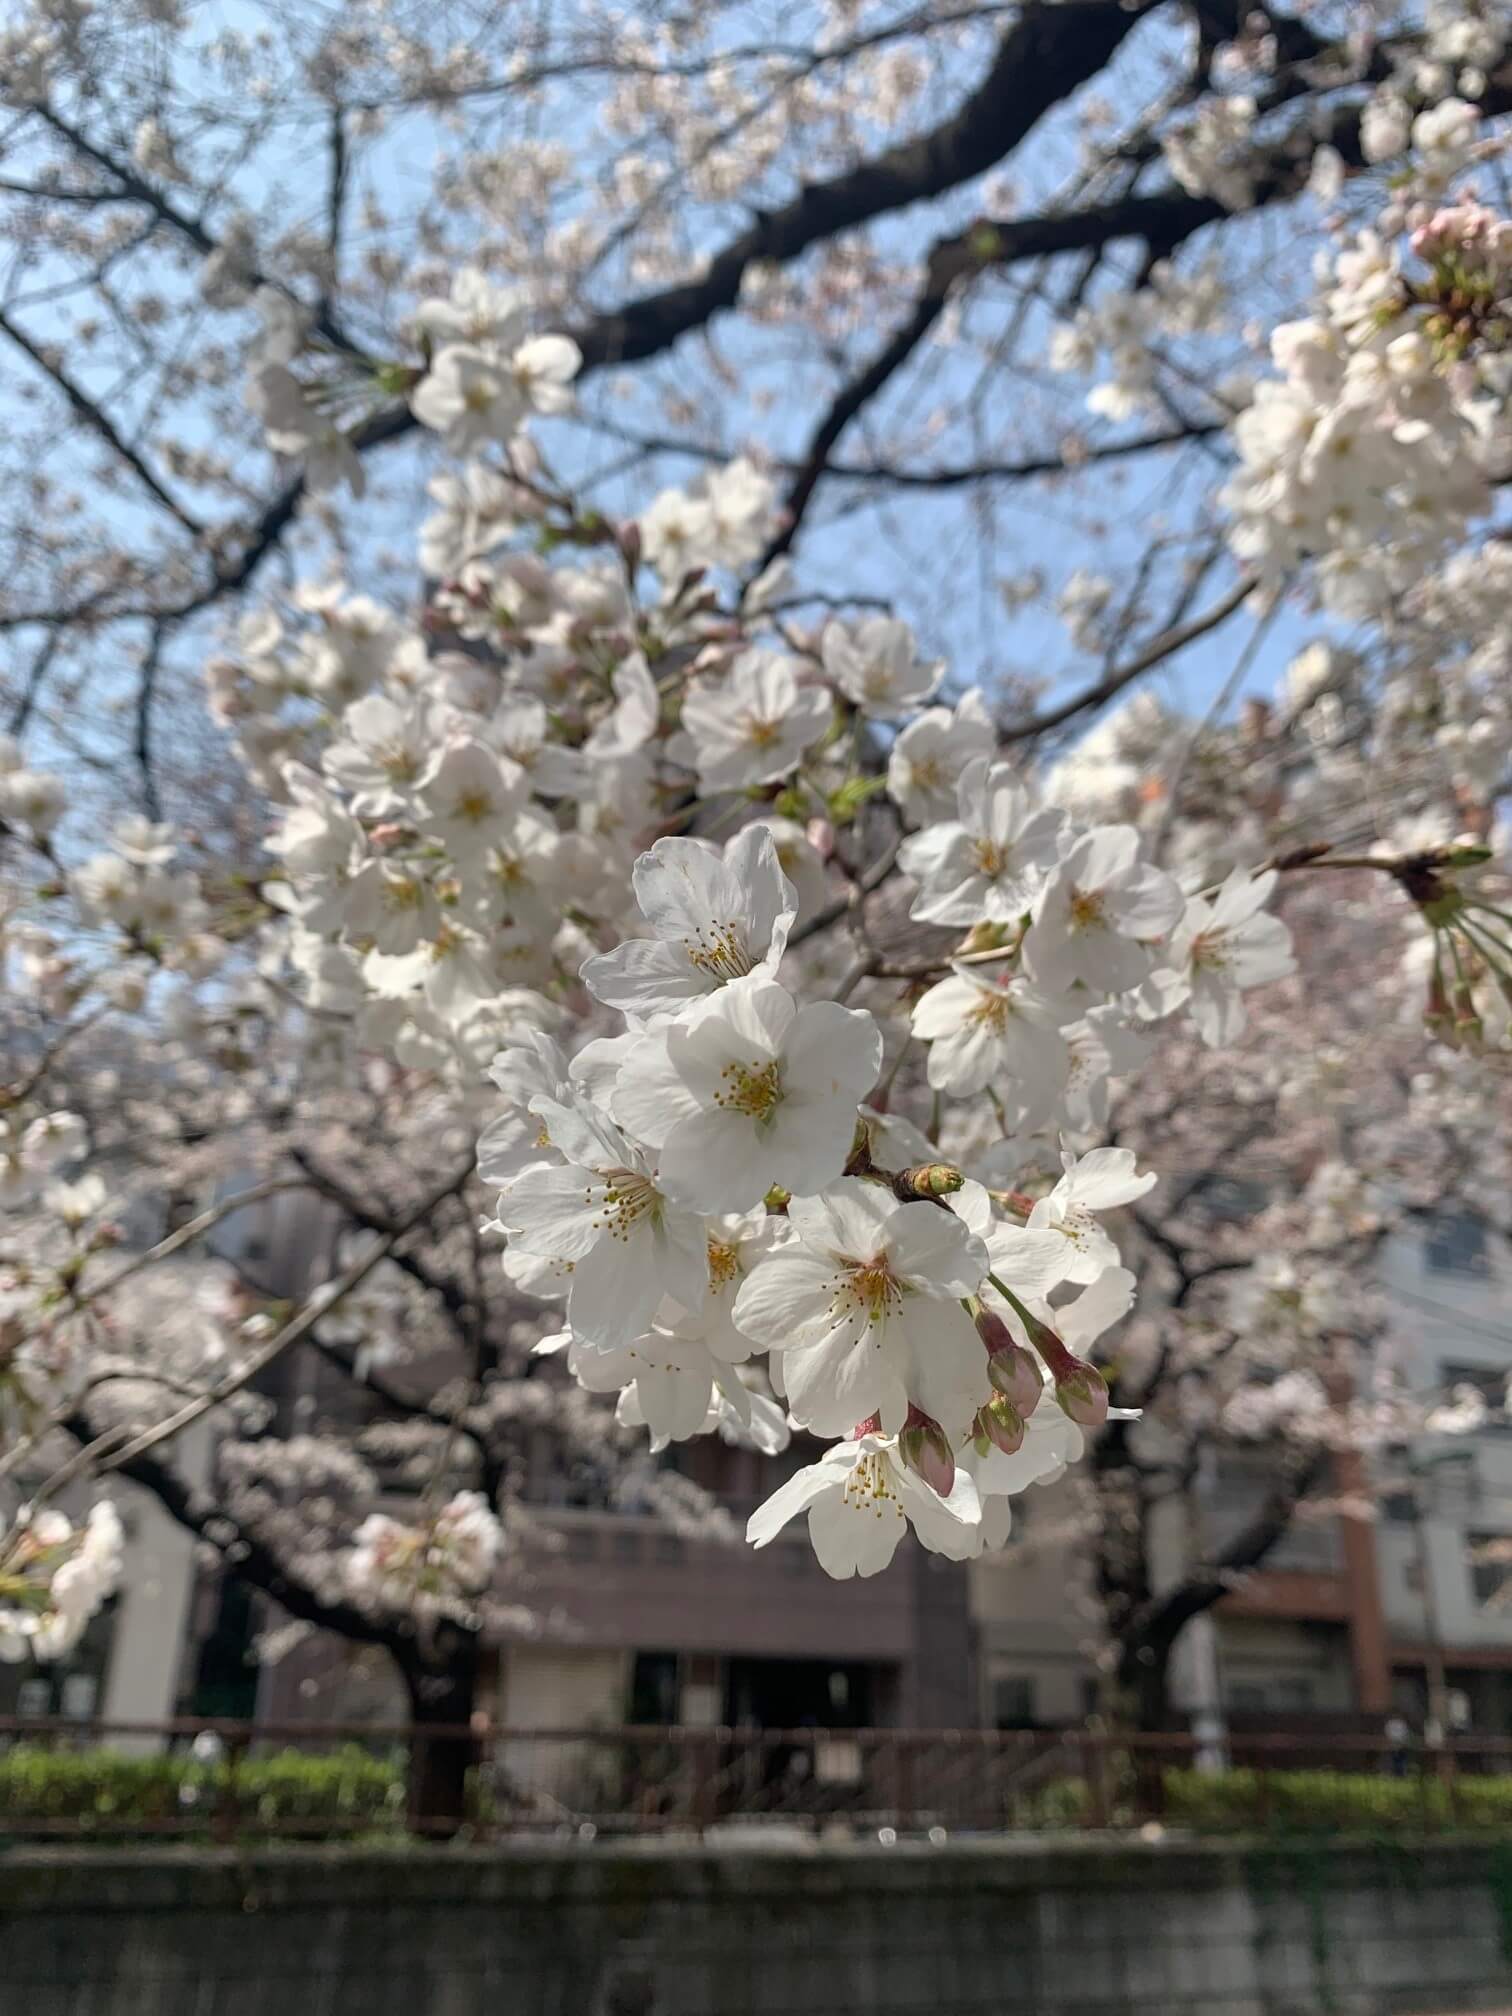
[400,1629,480,1837]
[1116,1629,1174,1732]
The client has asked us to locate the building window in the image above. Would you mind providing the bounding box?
[1425,1214,1489,1277]
[993,1675,1037,1730]
[629,1651,679,1725]
[1439,1365,1508,1432]
[1470,1534,1512,1609]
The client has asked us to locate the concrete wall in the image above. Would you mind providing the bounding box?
[6,1838,1512,2016]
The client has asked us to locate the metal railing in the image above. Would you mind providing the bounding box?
[4,1717,1512,1841]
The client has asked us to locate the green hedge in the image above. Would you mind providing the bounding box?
[0,1743,406,1835]
[1164,1767,1512,1834]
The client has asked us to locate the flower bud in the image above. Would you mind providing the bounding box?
[899,1406,955,1497]
[1053,1363,1110,1430]
[974,1307,1044,1415]
[898,1162,964,1199]
[976,1396,1025,1456]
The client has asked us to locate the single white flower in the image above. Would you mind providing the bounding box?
[821,616,942,717]
[612,976,882,1210]
[572,1321,754,1449]
[580,829,797,1020]
[1025,1147,1156,1284]
[411,344,526,454]
[900,757,1065,926]
[887,689,995,824]
[1165,866,1296,1046]
[679,649,832,792]
[341,861,442,954]
[732,1180,988,1436]
[747,1434,982,1579]
[508,333,582,415]
[478,1033,575,1188]
[322,693,435,815]
[910,964,1071,1108]
[494,1092,707,1348]
[412,268,529,349]
[1027,825,1184,994]
[416,741,526,861]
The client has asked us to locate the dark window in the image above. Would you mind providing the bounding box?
[1470,1534,1512,1609]
[993,1675,1037,1730]
[630,1651,679,1724]
[1426,1215,1490,1276]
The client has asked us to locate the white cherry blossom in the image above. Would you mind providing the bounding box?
[910,965,1070,1107]
[612,977,883,1210]
[1025,1147,1157,1285]
[887,688,996,824]
[732,1180,988,1436]
[494,1092,707,1348]
[1028,826,1184,994]
[1163,867,1297,1046]
[679,649,832,791]
[821,616,941,717]
[747,1433,982,1579]
[580,829,797,1019]
[901,757,1066,927]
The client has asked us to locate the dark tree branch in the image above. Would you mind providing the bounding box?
[134,618,167,819]
[1001,572,1255,741]
[759,280,951,567]
[573,0,1148,372]
[0,309,204,537]
[1121,1445,1330,1670]
[61,1415,419,1661]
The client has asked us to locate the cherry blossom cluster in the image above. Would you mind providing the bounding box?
[217,306,1313,1580]
[1224,108,1511,617]
[0,1499,122,1663]
[3,260,1323,1596]
[346,1491,504,1615]
[474,792,1296,1576]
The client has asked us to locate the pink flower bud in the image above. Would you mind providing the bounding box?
[806,816,836,860]
[899,1406,955,1497]
[976,1310,1044,1415]
[1054,1363,1109,1430]
[976,1397,1025,1455]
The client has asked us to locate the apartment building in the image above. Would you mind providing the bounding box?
[973,1211,1512,1739]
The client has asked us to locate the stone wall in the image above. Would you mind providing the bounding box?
[4,1835,1512,2016]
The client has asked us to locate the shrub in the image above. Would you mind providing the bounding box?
[1163,1767,1512,1834]
[0,1743,405,1836]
